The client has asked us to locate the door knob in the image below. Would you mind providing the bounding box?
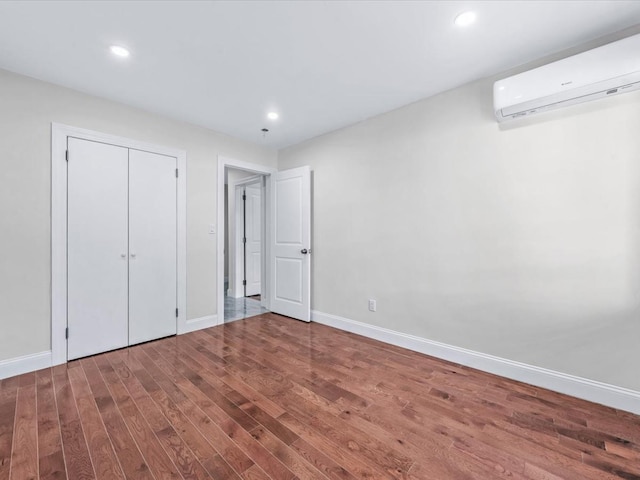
[130,253,137,258]
[301,249,309,254]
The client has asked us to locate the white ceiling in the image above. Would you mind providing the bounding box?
[1,1,639,149]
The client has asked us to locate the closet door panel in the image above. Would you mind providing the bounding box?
[67,138,129,360]
[128,149,177,345]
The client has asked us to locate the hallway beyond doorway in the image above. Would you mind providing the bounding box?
[224,294,268,322]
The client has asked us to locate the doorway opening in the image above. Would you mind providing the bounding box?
[224,168,268,322]
[216,156,312,326]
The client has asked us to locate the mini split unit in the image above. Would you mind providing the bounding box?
[494,33,640,122]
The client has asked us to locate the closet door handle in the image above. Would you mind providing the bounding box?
[120,253,127,258]
[130,253,137,258]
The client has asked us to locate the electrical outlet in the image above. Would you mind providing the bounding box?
[368,299,377,312]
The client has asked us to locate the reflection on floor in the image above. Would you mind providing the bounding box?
[224,294,268,322]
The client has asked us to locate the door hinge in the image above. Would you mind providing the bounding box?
[243,237,246,244]
[175,308,179,317]
[65,327,69,339]
[65,150,69,162]
[242,193,246,200]
[242,280,246,286]
[175,168,178,178]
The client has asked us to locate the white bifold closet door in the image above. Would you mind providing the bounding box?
[67,138,177,360]
[128,149,177,345]
[67,138,129,360]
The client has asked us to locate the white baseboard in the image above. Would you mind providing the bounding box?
[0,351,52,381]
[1,315,220,380]
[311,310,640,416]
[179,314,219,334]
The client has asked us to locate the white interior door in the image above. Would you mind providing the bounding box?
[245,183,262,296]
[269,166,311,321]
[128,149,178,345]
[67,138,129,360]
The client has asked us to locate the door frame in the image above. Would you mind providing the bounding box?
[217,156,276,324]
[51,123,187,366]
[229,176,263,299]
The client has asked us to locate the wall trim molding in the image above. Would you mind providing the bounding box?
[180,315,218,334]
[0,351,52,381]
[311,310,640,415]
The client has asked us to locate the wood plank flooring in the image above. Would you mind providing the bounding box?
[1,313,639,479]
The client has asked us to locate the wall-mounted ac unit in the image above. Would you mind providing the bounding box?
[494,33,640,122]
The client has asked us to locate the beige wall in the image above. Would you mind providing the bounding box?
[0,68,277,361]
[279,74,640,391]
[3,35,640,394]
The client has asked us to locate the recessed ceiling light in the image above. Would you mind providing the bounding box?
[267,112,279,120]
[110,45,130,58]
[454,11,476,27]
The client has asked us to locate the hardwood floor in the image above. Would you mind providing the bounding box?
[1,313,639,479]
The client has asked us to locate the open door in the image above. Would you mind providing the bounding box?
[269,166,311,322]
[244,182,262,297]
